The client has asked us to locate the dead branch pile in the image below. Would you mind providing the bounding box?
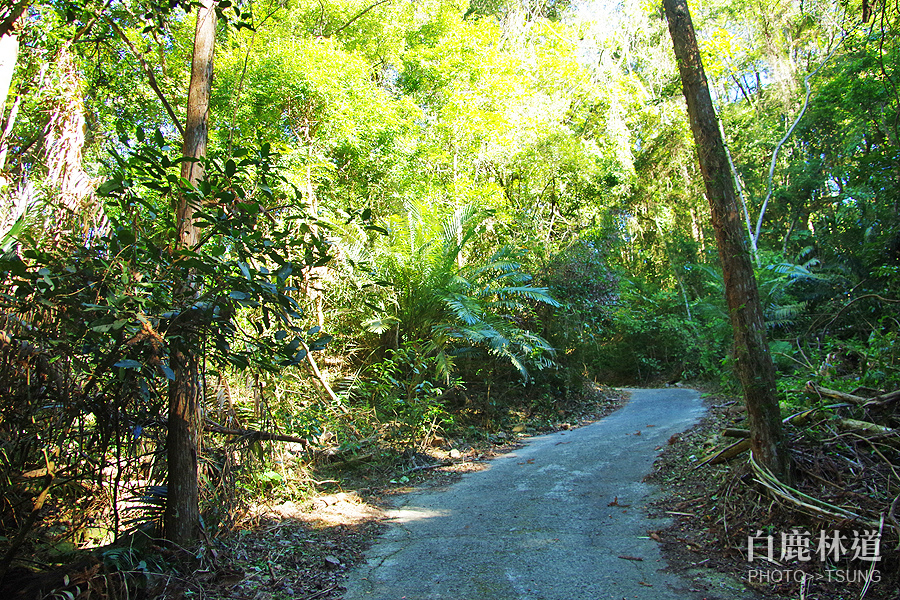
[703,381,900,543]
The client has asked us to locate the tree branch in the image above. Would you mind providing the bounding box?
[227,4,283,153]
[328,0,391,36]
[300,338,349,415]
[104,17,185,138]
[753,33,850,246]
[72,0,115,43]
[718,117,758,264]
[823,293,900,332]
[204,421,312,445]
[0,0,28,38]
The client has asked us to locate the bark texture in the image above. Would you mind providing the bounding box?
[165,0,216,546]
[663,0,790,481]
[176,0,215,250]
[165,345,202,544]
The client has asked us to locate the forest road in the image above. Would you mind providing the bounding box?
[339,388,755,600]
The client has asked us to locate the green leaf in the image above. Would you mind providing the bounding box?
[96,179,123,196]
[229,354,250,369]
[114,359,143,370]
[309,334,332,351]
[276,263,293,280]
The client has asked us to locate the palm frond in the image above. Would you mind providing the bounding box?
[471,259,522,278]
[440,204,482,254]
[362,314,401,334]
[435,349,455,382]
[357,202,556,381]
[767,261,831,281]
[482,286,561,307]
[766,301,808,328]
[449,273,473,290]
[491,270,531,284]
[441,292,483,325]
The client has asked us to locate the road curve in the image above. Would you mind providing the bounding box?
[340,388,735,600]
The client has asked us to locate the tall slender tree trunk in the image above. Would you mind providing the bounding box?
[304,160,326,329]
[0,32,18,119]
[176,0,215,250]
[0,1,23,172]
[165,0,215,546]
[663,0,790,481]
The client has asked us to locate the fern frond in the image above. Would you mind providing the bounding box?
[441,204,482,257]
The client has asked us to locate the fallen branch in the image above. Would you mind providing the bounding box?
[845,432,900,480]
[863,389,900,410]
[722,428,750,438]
[749,452,888,532]
[303,584,338,600]
[889,495,900,545]
[204,421,311,446]
[310,432,382,466]
[699,438,751,467]
[405,462,450,474]
[701,407,871,470]
[804,381,867,405]
[835,418,893,435]
[783,407,825,426]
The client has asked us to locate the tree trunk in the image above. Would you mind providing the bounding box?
[176,0,215,250]
[663,0,790,481]
[0,32,18,119]
[165,344,202,544]
[0,0,23,172]
[165,0,215,546]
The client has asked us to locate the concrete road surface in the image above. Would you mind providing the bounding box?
[340,388,756,600]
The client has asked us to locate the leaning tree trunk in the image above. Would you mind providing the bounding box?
[663,0,790,481]
[0,0,24,172]
[0,31,18,121]
[165,0,215,546]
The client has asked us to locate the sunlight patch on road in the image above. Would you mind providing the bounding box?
[385,507,451,523]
